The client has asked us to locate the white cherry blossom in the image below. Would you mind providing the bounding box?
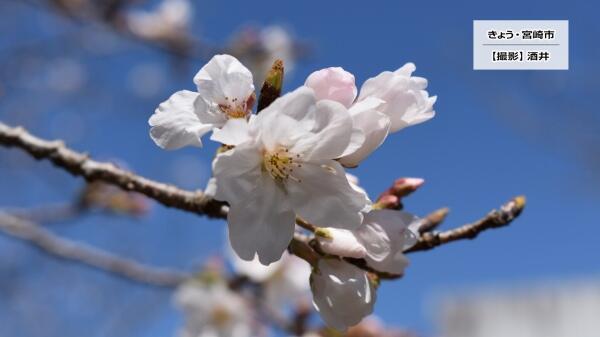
[212,86,368,265]
[227,242,311,311]
[357,63,436,133]
[315,209,420,275]
[127,0,192,42]
[149,54,255,149]
[310,258,375,331]
[174,280,253,337]
[355,209,419,275]
[304,65,436,167]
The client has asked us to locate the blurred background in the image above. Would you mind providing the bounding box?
[1,0,599,336]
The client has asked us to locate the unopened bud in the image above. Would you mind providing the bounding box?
[257,59,284,112]
[314,227,367,259]
[419,207,449,233]
[374,177,425,210]
[390,177,424,197]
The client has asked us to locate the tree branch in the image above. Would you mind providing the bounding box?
[0,122,227,219]
[405,195,526,253]
[0,212,190,287]
[0,122,526,273]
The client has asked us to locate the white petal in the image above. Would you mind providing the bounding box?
[250,87,316,151]
[346,173,373,209]
[339,97,390,167]
[227,239,282,282]
[354,220,391,262]
[212,143,262,205]
[149,90,212,149]
[340,127,366,158]
[192,54,255,126]
[253,86,354,161]
[193,95,228,126]
[291,98,354,161]
[383,88,436,133]
[315,227,367,258]
[210,118,251,146]
[193,54,254,102]
[204,177,217,198]
[227,174,295,265]
[311,258,375,331]
[357,63,436,133]
[357,210,420,275]
[286,160,366,229]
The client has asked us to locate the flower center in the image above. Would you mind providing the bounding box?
[219,95,253,119]
[263,147,302,183]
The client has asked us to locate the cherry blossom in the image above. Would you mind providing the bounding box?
[149,54,255,149]
[304,65,436,167]
[175,280,253,337]
[212,86,368,265]
[310,258,376,331]
[315,209,420,275]
[357,63,437,133]
[127,0,192,42]
[227,245,311,310]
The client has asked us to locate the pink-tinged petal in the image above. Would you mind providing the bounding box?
[305,67,357,108]
[311,259,375,331]
[227,174,295,265]
[149,90,213,149]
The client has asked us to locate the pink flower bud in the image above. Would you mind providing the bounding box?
[391,177,425,197]
[314,227,367,258]
[305,67,357,108]
[375,177,424,209]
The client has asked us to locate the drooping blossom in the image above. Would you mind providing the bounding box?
[149,54,255,149]
[315,209,420,275]
[304,65,436,167]
[310,258,376,331]
[212,86,368,265]
[227,242,311,308]
[174,280,253,337]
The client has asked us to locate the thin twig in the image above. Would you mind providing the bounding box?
[0,212,190,287]
[405,196,526,253]
[1,202,84,225]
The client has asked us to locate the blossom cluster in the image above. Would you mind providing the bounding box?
[149,54,436,331]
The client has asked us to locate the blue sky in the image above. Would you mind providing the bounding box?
[1,0,599,336]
